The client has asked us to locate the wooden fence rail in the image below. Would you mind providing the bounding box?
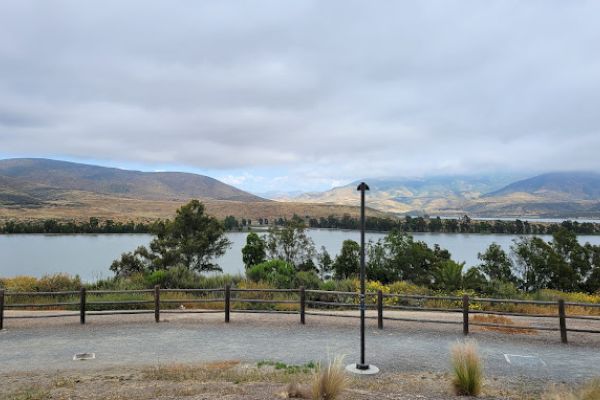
[1,287,599,343]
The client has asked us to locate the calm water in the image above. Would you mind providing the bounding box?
[2,229,600,282]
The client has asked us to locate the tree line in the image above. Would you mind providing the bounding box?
[241,221,600,294]
[2,213,599,236]
[0,218,153,234]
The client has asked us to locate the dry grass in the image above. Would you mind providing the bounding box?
[450,340,483,396]
[472,314,537,335]
[142,360,241,382]
[1,386,50,400]
[0,193,390,224]
[311,355,348,400]
[542,378,600,400]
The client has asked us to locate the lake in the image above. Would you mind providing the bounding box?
[2,229,600,282]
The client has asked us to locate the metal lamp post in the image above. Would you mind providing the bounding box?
[346,182,379,375]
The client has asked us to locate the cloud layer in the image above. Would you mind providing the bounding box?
[1,1,599,191]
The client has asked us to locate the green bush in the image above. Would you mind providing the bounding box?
[294,271,321,289]
[319,280,337,291]
[484,280,521,298]
[145,266,199,289]
[247,259,295,288]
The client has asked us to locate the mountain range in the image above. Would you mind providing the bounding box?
[0,158,387,222]
[275,172,600,218]
[1,158,599,221]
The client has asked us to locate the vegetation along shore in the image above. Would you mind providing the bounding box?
[2,201,599,311]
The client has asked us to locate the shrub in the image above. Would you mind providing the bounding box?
[247,260,295,288]
[145,266,199,289]
[295,271,321,289]
[387,280,430,296]
[451,340,483,396]
[0,276,38,291]
[37,273,82,292]
[318,280,337,291]
[484,280,521,298]
[0,274,81,292]
[311,355,347,400]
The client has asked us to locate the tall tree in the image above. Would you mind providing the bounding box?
[317,246,334,279]
[478,243,517,283]
[109,200,231,276]
[242,232,266,269]
[266,216,316,268]
[333,240,360,279]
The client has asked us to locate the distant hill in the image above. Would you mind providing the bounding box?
[283,175,520,214]
[0,158,389,222]
[485,172,600,201]
[0,158,265,203]
[280,172,600,218]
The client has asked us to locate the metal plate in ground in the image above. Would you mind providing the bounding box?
[503,354,546,367]
[73,353,95,361]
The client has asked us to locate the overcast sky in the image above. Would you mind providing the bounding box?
[1,1,599,193]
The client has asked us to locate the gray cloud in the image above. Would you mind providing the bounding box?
[1,1,599,190]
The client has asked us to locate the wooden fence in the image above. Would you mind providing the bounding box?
[1,286,599,343]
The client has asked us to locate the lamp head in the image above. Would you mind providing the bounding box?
[356,182,370,191]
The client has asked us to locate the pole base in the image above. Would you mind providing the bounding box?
[345,363,380,375]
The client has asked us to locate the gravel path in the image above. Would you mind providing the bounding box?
[1,310,599,383]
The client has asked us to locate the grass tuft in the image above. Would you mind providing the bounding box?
[450,340,483,396]
[311,355,347,400]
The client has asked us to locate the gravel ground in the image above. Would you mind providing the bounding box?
[1,309,599,385]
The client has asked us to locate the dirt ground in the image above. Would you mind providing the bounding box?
[0,361,550,400]
[2,311,598,399]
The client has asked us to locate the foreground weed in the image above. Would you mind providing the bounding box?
[311,355,347,400]
[257,360,317,374]
[451,340,483,396]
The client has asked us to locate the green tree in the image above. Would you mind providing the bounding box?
[512,236,554,292]
[382,231,445,286]
[478,243,516,283]
[242,232,267,269]
[223,215,239,230]
[167,200,231,272]
[109,247,148,277]
[366,239,397,283]
[512,228,594,292]
[266,216,315,268]
[109,200,231,275]
[433,260,465,291]
[317,246,334,279]
[333,240,360,279]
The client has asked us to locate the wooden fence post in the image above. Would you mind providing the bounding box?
[300,287,305,324]
[154,285,160,323]
[80,287,86,325]
[462,294,469,335]
[0,289,4,330]
[225,284,230,323]
[558,299,568,343]
[377,290,383,329]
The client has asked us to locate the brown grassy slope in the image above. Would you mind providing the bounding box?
[0,158,264,202]
[0,192,391,223]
